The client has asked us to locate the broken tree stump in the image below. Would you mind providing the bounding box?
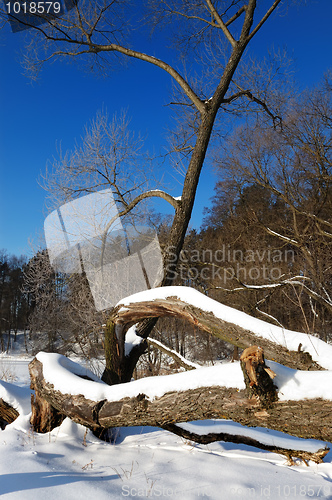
[240,346,277,408]
[29,358,65,433]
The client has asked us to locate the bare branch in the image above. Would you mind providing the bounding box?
[147,337,199,370]
[92,43,207,114]
[162,422,329,465]
[222,88,282,127]
[204,0,236,47]
[225,5,246,27]
[248,0,283,42]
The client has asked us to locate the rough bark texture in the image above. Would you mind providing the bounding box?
[0,399,19,429]
[30,360,66,433]
[240,346,278,408]
[28,357,332,449]
[101,319,122,385]
[110,297,322,371]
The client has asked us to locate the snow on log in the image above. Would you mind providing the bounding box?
[28,353,332,460]
[27,288,332,462]
[0,380,33,429]
[114,286,332,371]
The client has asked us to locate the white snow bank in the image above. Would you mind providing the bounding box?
[0,380,32,415]
[124,325,143,356]
[268,361,332,401]
[119,286,332,370]
[36,353,332,403]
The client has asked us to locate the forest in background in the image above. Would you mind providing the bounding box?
[2,113,331,370]
[2,71,332,370]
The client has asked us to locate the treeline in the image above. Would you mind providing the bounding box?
[166,76,332,341]
[0,248,104,356]
[2,77,331,360]
[0,250,31,351]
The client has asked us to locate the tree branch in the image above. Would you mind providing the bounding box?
[204,0,236,47]
[101,188,180,246]
[222,88,282,126]
[147,337,199,371]
[91,43,206,114]
[112,288,325,371]
[162,422,329,465]
[248,0,283,42]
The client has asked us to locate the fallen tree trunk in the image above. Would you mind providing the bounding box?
[28,356,331,464]
[111,293,323,371]
[27,289,332,464]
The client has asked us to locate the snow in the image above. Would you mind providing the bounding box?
[2,283,332,500]
[119,286,332,370]
[36,352,245,402]
[35,351,332,404]
[1,356,332,500]
[124,326,143,356]
[33,285,332,405]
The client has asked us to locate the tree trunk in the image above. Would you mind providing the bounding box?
[29,360,66,433]
[107,34,257,383]
[101,319,122,385]
[27,355,331,463]
[109,293,322,371]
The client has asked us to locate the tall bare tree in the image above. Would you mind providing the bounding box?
[2,0,297,382]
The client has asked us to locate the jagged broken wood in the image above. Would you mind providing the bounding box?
[240,346,277,408]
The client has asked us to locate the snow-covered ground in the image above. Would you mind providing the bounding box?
[1,353,332,499]
[1,283,332,500]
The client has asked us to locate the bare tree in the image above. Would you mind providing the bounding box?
[2,0,300,382]
[211,76,332,336]
[2,1,286,281]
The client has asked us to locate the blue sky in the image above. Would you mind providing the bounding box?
[0,0,331,258]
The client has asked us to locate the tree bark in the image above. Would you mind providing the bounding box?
[30,361,66,433]
[28,356,332,450]
[0,399,19,429]
[109,294,322,371]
